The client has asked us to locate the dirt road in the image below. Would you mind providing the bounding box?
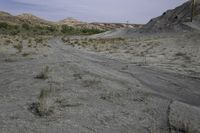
[0,38,199,133]
[52,39,200,106]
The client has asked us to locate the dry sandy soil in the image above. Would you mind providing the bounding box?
[1,1,200,132]
[0,29,200,133]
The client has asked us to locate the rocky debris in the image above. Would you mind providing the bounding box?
[169,101,200,133]
[184,14,200,30]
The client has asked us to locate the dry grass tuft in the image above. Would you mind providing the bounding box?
[13,41,23,53]
[35,66,50,79]
[29,88,54,117]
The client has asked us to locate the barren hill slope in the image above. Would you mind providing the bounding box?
[0,12,53,26]
[142,0,200,32]
[59,17,86,26]
[0,11,12,16]
[17,13,54,25]
[94,0,200,38]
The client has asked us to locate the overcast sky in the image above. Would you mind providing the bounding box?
[0,0,187,24]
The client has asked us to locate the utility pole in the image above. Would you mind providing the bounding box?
[126,20,129,28]
[191,0,196,22]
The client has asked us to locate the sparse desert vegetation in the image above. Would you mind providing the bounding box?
[0,1,200,133]
[35,66,51,79]
[62,37,126,52]
[29,88,54,117]
[13,41,23,53]
[61,25,105,35]
[0,21,105,36]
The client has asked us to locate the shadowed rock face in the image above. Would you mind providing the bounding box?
[142,1,200,32]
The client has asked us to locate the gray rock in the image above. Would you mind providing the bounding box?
[169,101,200,133]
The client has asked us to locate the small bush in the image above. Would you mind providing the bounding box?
[13,41,23,53]
[22,23,30,30]
[46,26,57,32]
[38,89,53,116]
[4,39,12,45]
[0,22,8,29]
[29,88,53,117]
[35,37,44,44]
[80,28,104,35]
[0,22,20,35]
[61,25,75,34]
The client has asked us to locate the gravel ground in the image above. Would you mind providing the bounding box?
[0,34,200,133]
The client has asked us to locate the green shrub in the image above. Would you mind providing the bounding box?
[61,25,75,34]
[22,23,30,30]
[0,21,105,36]
[46,26,57,32]
[10,30,20,35]
[80,28,104,35]
[0,22,21,35]
[0,22,8,29]
[61,25,105,35]
[35,37,44,44]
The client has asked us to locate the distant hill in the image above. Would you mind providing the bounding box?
[0,11,12,16]
[59,17,86,26]
[0,12,21,25]
[59,17,142,30]
[0,12,53,26]
[0,12,101,35]
[0,11,143,31]
[17,13,54,25]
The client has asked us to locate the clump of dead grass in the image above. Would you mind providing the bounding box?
[13,41,23,53]
[29,88,54,117]
[35,66,51,79]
